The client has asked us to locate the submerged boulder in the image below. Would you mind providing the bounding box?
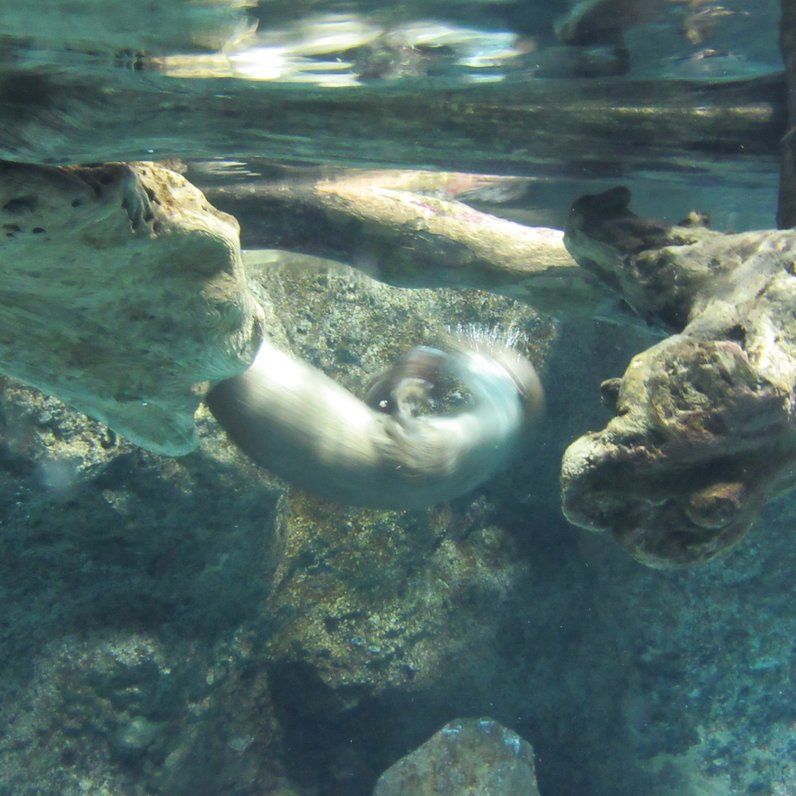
[373,718,541,796]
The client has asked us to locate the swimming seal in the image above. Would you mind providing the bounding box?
[205,331,544,509]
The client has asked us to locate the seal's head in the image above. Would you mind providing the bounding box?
[442,325,545,424]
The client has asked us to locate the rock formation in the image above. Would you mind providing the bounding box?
[373,718,541,796]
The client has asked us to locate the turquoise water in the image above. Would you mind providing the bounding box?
[0,1,793,794]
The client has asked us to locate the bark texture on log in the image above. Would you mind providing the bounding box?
[214,176,612,318]
[0,161,263,455]
[562,186,796,567]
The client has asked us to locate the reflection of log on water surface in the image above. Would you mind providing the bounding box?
[0,65,783,178]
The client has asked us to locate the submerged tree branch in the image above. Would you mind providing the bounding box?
[211,176,615,318]
[562,186,796,567]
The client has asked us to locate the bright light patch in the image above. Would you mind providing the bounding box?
[229,46,286,80]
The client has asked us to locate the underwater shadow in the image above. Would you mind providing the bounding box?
[0,444,284,678]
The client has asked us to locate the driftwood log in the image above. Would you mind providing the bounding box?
[213,175,610,318]
[562,186,796,567]
[0,161,263,455]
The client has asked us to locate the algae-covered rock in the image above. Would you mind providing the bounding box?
[0,160,263,455]
[373,718,541,796]
[0,371,299,795]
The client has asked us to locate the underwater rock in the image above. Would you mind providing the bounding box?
[0,160,263,455]
[262,490,533,703]
[0,628,301,795]
[112,715,164,758]
[373,718,541,796]
[0,372,298,794]
[561,186,796,566]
